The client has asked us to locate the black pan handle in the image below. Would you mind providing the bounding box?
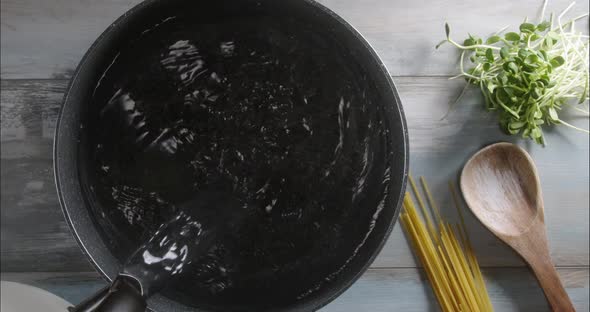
[68,275,146,312]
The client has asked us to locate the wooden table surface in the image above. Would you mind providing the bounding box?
[1,0,588,310]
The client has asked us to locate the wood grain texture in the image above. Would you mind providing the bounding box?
[2,268,589,311]
[1,79,588,272]
[462,142,576,311]
[1,0,588,78]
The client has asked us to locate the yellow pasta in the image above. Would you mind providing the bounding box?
[400,176,494,312]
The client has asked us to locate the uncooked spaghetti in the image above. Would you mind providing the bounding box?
[400,176,493,312]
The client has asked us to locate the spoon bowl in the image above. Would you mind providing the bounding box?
[461,142,542,236]
[461,142,575,312]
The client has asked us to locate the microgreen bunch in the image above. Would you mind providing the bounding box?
[437,1,589,145]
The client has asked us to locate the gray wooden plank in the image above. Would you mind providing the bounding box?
[2,268,589,311]
[1,0,588,78]
[1,78,588,272]
[0,80,89,272]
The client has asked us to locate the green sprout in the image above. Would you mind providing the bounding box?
[437,0,589,145]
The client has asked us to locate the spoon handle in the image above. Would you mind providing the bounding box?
[528,256,575,312]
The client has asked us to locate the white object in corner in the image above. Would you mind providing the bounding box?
[1,281,71,311]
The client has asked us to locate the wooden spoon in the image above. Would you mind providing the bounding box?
[460,142,575,312]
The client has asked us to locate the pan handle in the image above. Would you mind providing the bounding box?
[67,275,146,312]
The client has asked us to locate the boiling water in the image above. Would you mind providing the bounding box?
[85,14,393,309]
[122,192,242,297]
[122,210,206,297]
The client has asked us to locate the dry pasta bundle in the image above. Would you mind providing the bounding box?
[400,176,493,312]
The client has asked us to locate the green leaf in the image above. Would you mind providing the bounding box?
[503,62,519,74]
[505,32,521,41]
[507,127,520,134]
[525,54,540,64]
[499,74,508,85]
[522,63,539,73]
[445,23,450,38]
[544,37,555,49]
[500,47,510,59]
[486,35,501,44]
[519,23,536,33]
[529,33,541,41]
[531,127,542,139]
[537,78,549,87]
[504,87,515,97]
[507,75,520,85]
[483,63,491,71]
[486,83,497,93]
[486,48,494,62]
[523,128,531,137]
[495,90,520,118]
[537,50,548,61]
[464,38,476,46]
[509,121,526,129]
[548,107,559,120]
[550,56,565,67]
[537,21,551,31]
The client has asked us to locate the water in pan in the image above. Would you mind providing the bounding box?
[85,14,393,310]
[121,191,244,297]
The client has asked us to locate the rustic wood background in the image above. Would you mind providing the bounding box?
[1,0,588,310]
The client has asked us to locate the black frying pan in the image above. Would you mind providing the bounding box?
[55,0,408,311]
